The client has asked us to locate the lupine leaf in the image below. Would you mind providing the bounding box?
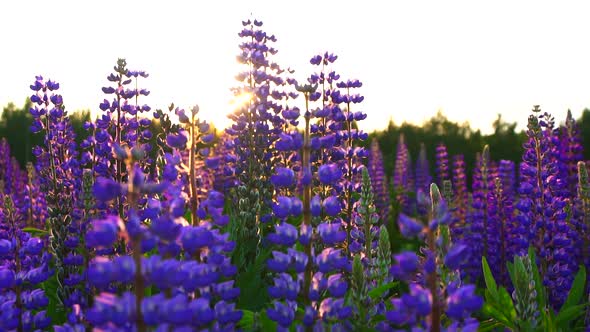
[236,247,271,310]
[559,265,586,313]
[544,307,557,332]
[481,303,516,329]
[498,286,516,321]
[555,304,586,328]
[482,256,499,302]
[506,261,515,285]
[368,281,399,300]
[478,319,504,331]
[258,310,277,331]
[22,227,48,236]
[237,310,255,330]
[41,273,66,325]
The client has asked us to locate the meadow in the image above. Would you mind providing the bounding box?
[0,18,588,332]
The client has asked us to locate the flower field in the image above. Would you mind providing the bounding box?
[1,18,589,331]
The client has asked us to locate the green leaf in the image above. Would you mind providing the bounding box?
[145,285,153,297]
[506,261,515,285]
[258,310,277,331]
[481,303,516,330]
[237,310,255,330]
[544,307,557,332]
[22,227,48,236]
[498,286,516,321]
[555,304,587,328]
[41,273,66,325]
[560,265,586,312]
[368,281,399,300]
[236,247,271,310]
[370,314,385,324]
[478,319,505,332]
[528,246,546,309]
[482,256,499,302]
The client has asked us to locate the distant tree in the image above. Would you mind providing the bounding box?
[70,109,92,146]
[369,111,525,189]
[0,100,92,167]
[486,114,525,163]
[0,99,43,166]
[580,108,590,160]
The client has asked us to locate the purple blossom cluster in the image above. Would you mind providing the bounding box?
[0,175,51,331]
[393,135,414,215]
[384,185,482,331]
[368,140,390,224]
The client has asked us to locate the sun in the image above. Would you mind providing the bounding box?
[229,92,253,110]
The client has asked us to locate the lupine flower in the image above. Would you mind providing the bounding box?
[559,110,584,194]
[227,18,295,269]
[29,76,85,311]
[368,140,390,224]
[450,155,468,240]
[393,134,414,215]
[415,143,432,196]
[517,106,573,308]
[0,194,51,331]
[381,184,482,331]
[435,143,449,187]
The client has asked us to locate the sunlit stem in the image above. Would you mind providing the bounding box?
[189,116,198,226]
[345,88,353,257]
[428,184,441,332]
[302,93,313,317]
[125,161,146,332]
[533,132,547,278]
[481,145,490,258]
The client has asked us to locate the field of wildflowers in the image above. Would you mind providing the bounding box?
[0,18,589,332]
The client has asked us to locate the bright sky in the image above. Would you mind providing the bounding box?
[2,0,590,134]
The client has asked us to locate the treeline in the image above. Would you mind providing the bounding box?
[0,100,91,166]
[2,100,590,176]
[369,111,527,184]
[369,109,590,184]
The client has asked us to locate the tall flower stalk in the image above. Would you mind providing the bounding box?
[30,76,83,313]
[227,19,289,269]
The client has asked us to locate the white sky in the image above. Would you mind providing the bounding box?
[1,0,590,134]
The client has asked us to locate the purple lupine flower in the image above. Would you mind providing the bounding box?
[227,18,296,268]
[450,154,468,240]
[517,106,574,308]
[559,110,584,194]
[499,159,516,200]
[29,76,85,311]
[462,148,493,283]
[415,143,432,198]
[384,184,482,331]
[487,177,517,286]
[368,140,390,224]
[435,143,449,188]
[445,285,483,320]
[392,134,413,215]
[0,194,51,331]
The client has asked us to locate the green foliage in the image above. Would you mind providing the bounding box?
[235,246,271,311]
[481,251,588,332]
[482,256,517,330]
[21,227,48,236]
[238,309,277,331]
[368,281,399,300]
[41,273,67,325]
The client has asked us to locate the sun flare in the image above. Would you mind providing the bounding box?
[229,91,253,110]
